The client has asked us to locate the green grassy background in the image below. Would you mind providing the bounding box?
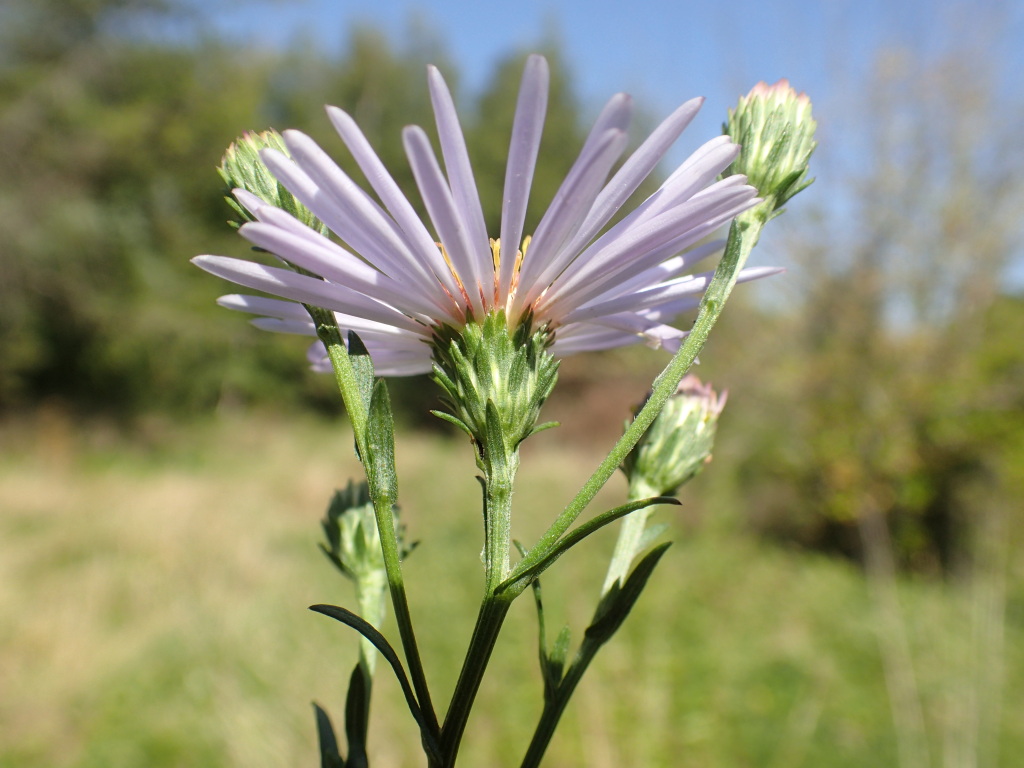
[3,413,1021,767]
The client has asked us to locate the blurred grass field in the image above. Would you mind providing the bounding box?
[1,412,1022,768]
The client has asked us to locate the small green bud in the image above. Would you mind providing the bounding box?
[623,376,727,497]
[319,480,410,675]
[723,80,817,215]
[218,129,324,231]
[320,480,411,585]
[431,311,559,468]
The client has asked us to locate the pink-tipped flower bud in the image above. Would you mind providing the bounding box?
[623,375,727,497]
[723,80,817,215]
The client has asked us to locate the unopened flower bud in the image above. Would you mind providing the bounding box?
[623,376,727,497]
[723,80,816,214]
[218,129,324,231]
[320,480,411,586]
[320,481,411,674]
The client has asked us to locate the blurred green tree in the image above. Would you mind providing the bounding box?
[0,5,600,420]
[701,46,1024,573]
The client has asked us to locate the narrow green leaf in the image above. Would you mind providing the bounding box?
[497,497,678,597]
[344,666,369,768]
[586,542,672,645]
[365,379,398,505]
[347,331,375,420]
[313,702,346,768]
[310,604,441,762]
[549,624,571,682]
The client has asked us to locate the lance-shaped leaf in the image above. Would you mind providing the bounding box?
[313,702,346,768]
[344,665,369,768]
[496,496,678,598]
[365,379,398,506]
[347,331,375,425]
[586,542,672,645]
[310,605,441,762]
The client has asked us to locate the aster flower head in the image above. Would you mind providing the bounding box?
[194,55,778,380]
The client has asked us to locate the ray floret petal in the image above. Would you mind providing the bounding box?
[193,53,775,375]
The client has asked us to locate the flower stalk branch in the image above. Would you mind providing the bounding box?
[501,207,767,599]
[312,306,440,744]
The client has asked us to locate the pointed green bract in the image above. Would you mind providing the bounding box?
[431,310,559,466]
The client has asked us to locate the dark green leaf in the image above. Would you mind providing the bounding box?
[586,542,672,645]
[313,702,346,768]
[344,666,369,768]
[547,624,571,694]
[310,605,441,762]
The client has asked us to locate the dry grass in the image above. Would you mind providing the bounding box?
[1,412,1021,767]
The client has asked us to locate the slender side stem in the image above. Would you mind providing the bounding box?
[515,209,769,767]
[520,486,652,768]
[315,316,439,742]
[503,211,766,596]
[519,638,601,768]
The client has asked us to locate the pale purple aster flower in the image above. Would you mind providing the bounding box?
[194,55,778,376]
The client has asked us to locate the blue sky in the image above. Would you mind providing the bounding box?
[190,0,1021,142]
[181,0,1024,285]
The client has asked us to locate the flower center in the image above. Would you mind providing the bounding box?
[436,236,534,327]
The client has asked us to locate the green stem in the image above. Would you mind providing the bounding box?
[601,481,660,594]
[439,595,513,766]
[439,431,520,766]
[519,638,601,768]
[314,313,439,743]
[503,210,766,596]
[484,452,518,592]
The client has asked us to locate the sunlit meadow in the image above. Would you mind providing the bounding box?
[2,410,1022,767]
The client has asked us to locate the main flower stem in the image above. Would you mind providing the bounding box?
[440,441,519,766]
[439,594,513,766]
